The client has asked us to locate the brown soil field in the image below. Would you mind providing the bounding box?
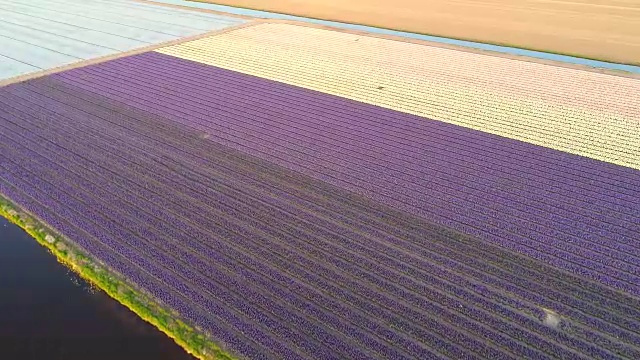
[192,0,640,65]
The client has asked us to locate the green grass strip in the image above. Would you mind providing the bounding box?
[0,195,236,360]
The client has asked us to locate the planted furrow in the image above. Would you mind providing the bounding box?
[0,145,354,359]
[52,63,640,226]
[5,84,640,338]
[0,180,272,359]
[107,50,631,153]
[2,148,426,359]
[168,25,639,101]
[0,160,315,360]
[0,98,520,360]
[0,103,460,358]
[7,82,636,352]
[5,78,640,326]
[55,59,640,191]
[29,74,640,293]
[155,25,640,168]
[0,100,460,359]
[162,44,631,149]
[50,66,640,230]
[0,133,581,360]
[15,79,640,330]
[1,95,636,358]
[1,36,639,360]
[2,88,632,296]
[152,57,635,165]
[0,115,390,355]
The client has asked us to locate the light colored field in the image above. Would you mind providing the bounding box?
[192,0,640,65]
[157,23,640,169]
[0,0,244,81]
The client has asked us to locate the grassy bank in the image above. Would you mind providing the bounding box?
[0,195,234,360]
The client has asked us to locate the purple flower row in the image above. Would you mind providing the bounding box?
[2,71,639,359]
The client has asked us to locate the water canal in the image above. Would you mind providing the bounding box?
[0,217,194,360]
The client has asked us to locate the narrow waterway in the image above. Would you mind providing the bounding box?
[0,217,195,360]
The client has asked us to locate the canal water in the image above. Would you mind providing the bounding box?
[0,217,194,360]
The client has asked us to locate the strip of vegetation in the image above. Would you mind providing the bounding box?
[0,195,235,360]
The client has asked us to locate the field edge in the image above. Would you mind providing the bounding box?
[187,0,640,68]
[0,194,236,360]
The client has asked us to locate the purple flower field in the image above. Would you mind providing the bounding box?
[0,52,639,359]
[55,52,640,295]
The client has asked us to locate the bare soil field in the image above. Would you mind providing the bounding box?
[192,0,640,65]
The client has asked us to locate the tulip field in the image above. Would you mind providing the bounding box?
[1,22,639,359]
[157,23,640,169]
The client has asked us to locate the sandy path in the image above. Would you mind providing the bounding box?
[193,0,640,65]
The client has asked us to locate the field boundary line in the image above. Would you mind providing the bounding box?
[255,19,640,80]
[134,0,254,20]
[0,20,260,88]
[138,0,640,80]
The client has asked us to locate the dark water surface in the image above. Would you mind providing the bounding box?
[0,217,195,360]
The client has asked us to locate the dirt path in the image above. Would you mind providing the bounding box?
[193,0,640,65]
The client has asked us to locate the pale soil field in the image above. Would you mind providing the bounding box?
[193,0,640,65]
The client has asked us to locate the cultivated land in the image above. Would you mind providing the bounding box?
[192,0,640,65]
[158,23,640,169]
[0,0,244,81]
[1,3,640,360]
[0,198,226,360]
[1,44,639,357]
